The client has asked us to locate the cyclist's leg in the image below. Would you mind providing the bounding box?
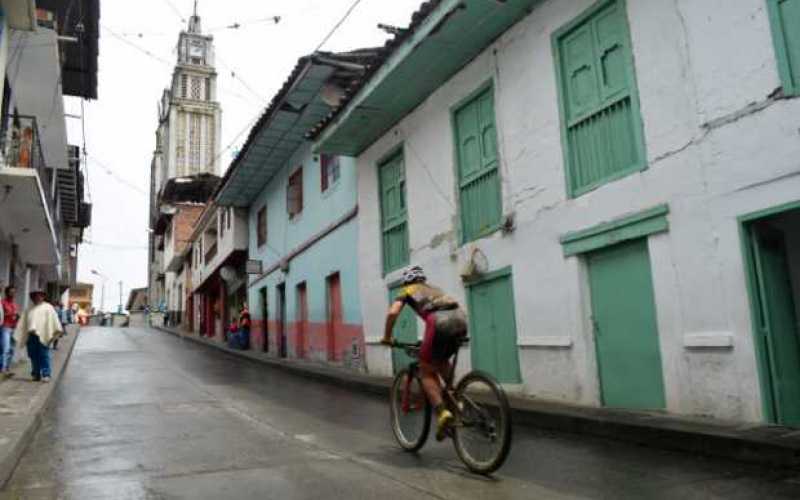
[419,313,444,407]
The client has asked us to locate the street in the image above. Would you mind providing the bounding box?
[2,328,798,500]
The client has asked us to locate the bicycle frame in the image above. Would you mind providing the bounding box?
[397,340,467,422]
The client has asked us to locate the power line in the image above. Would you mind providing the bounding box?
[88,156,149,197]
[162,0,187,23]
[314,0,365,52]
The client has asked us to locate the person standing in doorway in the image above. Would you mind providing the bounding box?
[14,290,63,382]
[1,286,20,378]
[239,304,251,350]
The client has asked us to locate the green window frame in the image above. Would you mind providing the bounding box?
[378,149,409,274]
[767,0,800,96]
[452,83,502,243]
[552,0,647,198]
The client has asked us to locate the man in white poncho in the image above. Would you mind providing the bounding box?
[14,290,63,382]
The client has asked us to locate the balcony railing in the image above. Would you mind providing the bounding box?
[1,114,59,228]
[204,242,218,265]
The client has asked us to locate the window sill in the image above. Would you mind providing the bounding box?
[569,163,647,199]
[461,223,502,246]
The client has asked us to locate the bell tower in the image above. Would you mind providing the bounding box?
[164,1,222,181]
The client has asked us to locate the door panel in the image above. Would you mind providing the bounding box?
[260,287,269,353]
[297,283,308,359]
[467,274,521,384]
[389,286,419,374]
[588,239,666,409]
[327,274,343,362]
[277,284,287,358]
[752,224,800,425]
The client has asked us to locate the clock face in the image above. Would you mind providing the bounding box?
[189,42,204,58]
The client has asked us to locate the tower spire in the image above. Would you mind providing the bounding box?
[188,1,202,33]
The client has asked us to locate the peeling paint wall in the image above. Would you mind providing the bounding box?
[354,0,800,422]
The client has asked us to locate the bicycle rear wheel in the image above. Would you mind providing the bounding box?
[452,371,512,474]
[390,368,431,452]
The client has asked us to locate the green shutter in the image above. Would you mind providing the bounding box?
[554,0,645,196]
[454,86,502,242]
[378,151,409,273]
[767,0,800,95]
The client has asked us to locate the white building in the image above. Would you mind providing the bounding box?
[0,0,96,306]
[148,5,222,318]
[318,0,800,426]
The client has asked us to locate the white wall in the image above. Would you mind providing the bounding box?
[354,0,800,422]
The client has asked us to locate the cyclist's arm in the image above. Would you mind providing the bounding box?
[381,300,405,345]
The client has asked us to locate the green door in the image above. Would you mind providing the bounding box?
[467,273,521,384]
[389,286,418,374]
[751,225,800,425]
[588,239,666,409]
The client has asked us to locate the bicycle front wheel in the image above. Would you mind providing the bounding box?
[453,371,512,474]
[390,368,431,452]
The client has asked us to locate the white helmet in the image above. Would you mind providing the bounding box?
[402,265,426,285]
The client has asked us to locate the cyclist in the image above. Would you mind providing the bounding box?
[381,265,467,440]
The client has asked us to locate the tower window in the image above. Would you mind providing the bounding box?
[191,78,202,100]
[205,78,211,101]
[180,74,188,99]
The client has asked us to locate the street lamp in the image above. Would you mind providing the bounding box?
[90,269,108,313]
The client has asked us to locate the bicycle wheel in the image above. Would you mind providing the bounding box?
[390,368,431,452]
[452,371,512,474]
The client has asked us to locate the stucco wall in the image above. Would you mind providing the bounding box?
[353,0,800,422]
[246,143,363,367]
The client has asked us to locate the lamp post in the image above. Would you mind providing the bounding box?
[118,281,123,314]
[90,269,108,313]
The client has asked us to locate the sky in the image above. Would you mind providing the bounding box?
[65,0,423,311]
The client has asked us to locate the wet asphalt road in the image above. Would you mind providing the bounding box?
[2,327,799,499]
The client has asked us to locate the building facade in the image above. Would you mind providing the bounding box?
[148,6,222,318]
[186,203,248,340]
[317,0,800,425]
[214,52,378,369]
[0,1,96,308]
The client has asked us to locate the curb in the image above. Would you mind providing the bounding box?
[155,327,800,468]
[0,326,81,489]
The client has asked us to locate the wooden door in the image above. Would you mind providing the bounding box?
[467,272,521,384]
[588,239,666,409]
[326,274,343,362]
[260,287,269,353]
[751,224,800,425]
[277,283,287,358]
[296,282,308,359]
[389,285,419,374]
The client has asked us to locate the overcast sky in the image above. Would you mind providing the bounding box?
[65,0,422,311]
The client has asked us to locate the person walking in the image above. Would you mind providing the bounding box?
[14,290,63,382]
[1,285,20,378]
[239,304,251,350]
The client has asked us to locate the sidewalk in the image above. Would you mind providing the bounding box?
[155,326,800,468]
[0,325,80,488]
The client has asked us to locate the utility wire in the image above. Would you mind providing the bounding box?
[162,0,187,23]
[88,156,149,197]
[314,0,365,52]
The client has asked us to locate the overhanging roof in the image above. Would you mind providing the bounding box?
[316,0,542,156]
[216,49,382,208]
[37,0,101,100]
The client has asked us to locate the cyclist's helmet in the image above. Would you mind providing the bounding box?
[402,265,427,285]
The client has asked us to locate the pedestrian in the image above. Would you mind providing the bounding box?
[1,285,20,379]
[14,290,63,383]
[239,304,251,350]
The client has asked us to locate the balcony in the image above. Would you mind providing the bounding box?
[204,242,218,266]
[0,114,60,265]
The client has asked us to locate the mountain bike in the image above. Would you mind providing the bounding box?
[389,339,512,475]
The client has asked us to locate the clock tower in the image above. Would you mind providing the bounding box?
[156,1,222,189]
